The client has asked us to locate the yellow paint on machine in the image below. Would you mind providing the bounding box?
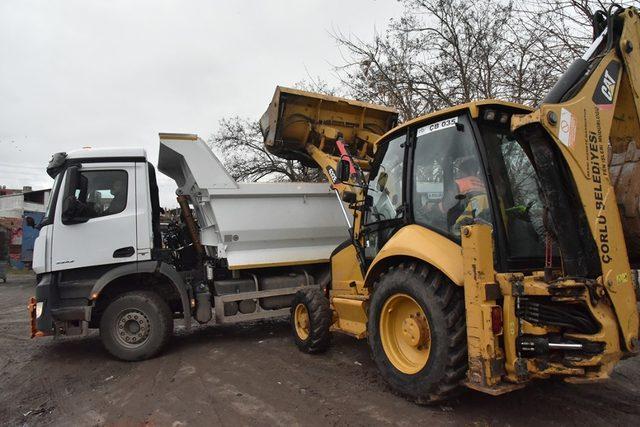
[366,225,464,287]
[331,297,368,339]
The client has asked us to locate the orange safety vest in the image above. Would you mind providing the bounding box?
[455,176,485,194]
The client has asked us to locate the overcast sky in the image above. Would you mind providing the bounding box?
[0,0,400,206]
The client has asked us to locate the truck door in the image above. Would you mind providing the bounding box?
[51,163,138,271]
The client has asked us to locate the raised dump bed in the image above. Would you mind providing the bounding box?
[158,133,348,270]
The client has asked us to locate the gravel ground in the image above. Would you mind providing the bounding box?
[1,273,639,426]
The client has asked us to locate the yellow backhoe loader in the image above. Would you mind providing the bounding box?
[261,5,640,403]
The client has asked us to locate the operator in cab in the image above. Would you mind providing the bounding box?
[105,178,127,215]
[449,156,490,235]
[417,155,490,238]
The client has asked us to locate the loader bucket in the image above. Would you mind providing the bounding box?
[260,86,399,167]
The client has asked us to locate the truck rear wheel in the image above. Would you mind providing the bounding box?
[368,262,467,404]
[290,287,331,353]
[99,291,173,361]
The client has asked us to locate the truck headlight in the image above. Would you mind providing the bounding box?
[36,302,43,318]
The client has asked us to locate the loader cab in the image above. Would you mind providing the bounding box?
[361,102,548,272]
[32,148,162,275]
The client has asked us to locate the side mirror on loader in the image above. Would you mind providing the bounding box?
[335,159,351,183]
[342,191,357,204]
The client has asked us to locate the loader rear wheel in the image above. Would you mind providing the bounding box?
[290,287,331,353]
[100,291,173,361]
[368,262,467,404]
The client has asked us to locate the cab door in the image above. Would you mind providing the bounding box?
[51,163,138,271]
[362,131,407,261]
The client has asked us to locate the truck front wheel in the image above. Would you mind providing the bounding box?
[99,291,173,361]
[368,262,467,404]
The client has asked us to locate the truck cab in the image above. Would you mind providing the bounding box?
[31,147,191,360]
[34,147,159,274]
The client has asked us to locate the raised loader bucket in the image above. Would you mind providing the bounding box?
[260,86,399,167]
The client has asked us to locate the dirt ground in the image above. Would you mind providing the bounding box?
[1,274,640,426]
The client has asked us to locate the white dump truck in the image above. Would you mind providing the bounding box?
[27,89,398,360]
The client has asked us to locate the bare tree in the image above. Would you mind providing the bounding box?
[333,0,635,119]
[334,0,530,119]
[212,0,634,181]
[208,79,340,183]
[207,116,325,183]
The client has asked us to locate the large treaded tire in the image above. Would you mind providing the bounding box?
[100,291,173,361]
[290,287,331,354]
[368,262,467,404]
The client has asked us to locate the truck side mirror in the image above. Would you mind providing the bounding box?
[61,166,88,224]
[336,159,350,183]
[25,216,35,228]
[63,166,80,196]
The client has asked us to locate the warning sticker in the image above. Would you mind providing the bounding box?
[417,116,458,137]
[558,108,576,148]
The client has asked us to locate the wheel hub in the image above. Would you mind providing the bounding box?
[298,314,309,330]
[380,293,432,374]
[116,309,150,347]
[401,315,428,348]
[294,304,310,340]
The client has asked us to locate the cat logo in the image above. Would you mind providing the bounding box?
[592,60,620,107]
[326,166,339,184]
[600,69,616,102]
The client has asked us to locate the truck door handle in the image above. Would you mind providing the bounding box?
[113,246,135,258]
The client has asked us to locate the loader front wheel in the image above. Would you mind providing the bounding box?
[100,291,173,361]
[368,263,467,404]
[290,287,331,353]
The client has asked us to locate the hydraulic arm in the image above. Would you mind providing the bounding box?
[512,5,640,351]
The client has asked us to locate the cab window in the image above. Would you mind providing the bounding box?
[480,123,545,259]
[363,132,406,259]
[79,170,128,218]
[412,115,491,240]
[64,169,128,222]
[366,133,406,224]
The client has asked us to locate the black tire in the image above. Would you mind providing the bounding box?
[368,262,467,404]
[290,287,331,353]
[99,291,173,361]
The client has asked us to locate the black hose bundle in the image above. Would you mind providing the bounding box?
[517,297,600,334]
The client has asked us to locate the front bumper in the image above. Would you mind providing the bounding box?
[30,273,92,338]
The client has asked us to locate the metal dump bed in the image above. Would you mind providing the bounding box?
[158,133,348,269]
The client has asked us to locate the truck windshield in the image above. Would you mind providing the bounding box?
[479,123,546,260]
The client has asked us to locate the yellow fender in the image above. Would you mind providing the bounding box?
[365,224,463,287]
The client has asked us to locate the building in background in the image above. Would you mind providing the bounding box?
[0,186,51,269]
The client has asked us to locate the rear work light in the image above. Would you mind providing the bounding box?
[491,306,503,335]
